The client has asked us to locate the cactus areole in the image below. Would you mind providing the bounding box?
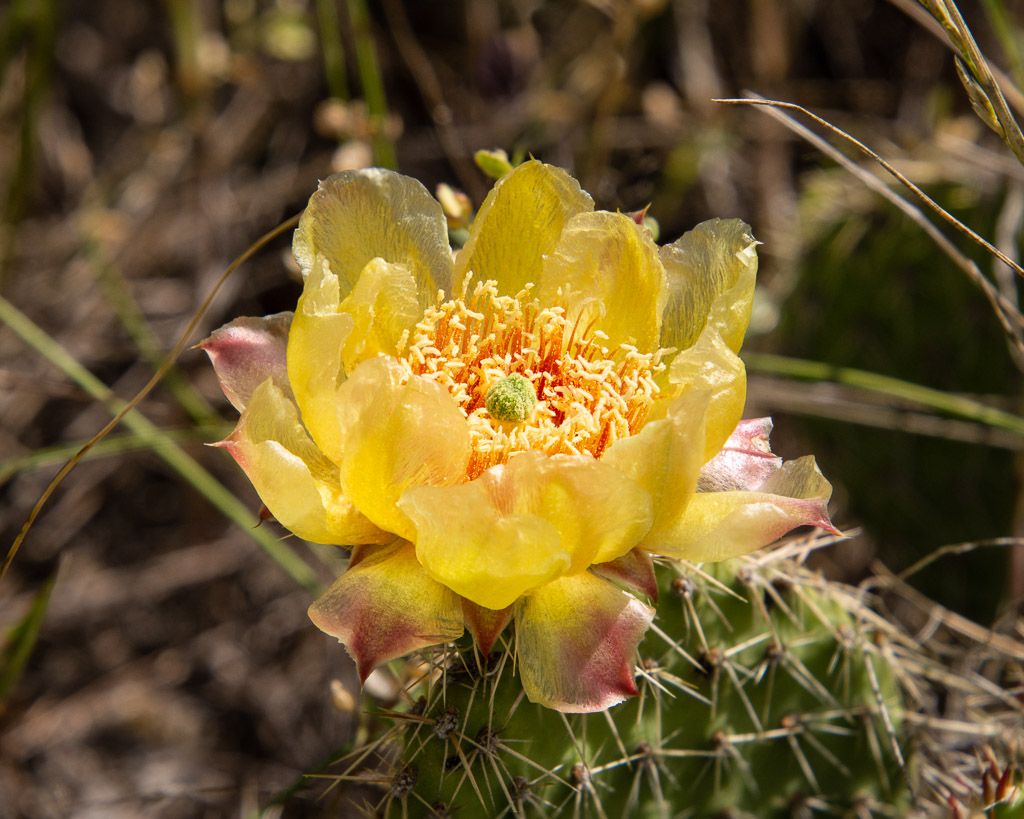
[201,161,837,713]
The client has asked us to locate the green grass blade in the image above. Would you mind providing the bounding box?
[85,235,219,426]
[0,0,56,288]
[0,295,319,592]
[346,0,396,168]
[980,0,1024,88]
[744,352,1024,438]
[0,562,57,707]
[0,424,230,485]
[163,0,203,98]
[315,0,349,101]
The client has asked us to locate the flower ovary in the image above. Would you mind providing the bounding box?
[485,373,536,422]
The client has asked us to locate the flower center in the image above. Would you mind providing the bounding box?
[485,373,537,422]
[399,279,664,480]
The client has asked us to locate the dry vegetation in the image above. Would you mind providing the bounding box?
[1,0,1023,816]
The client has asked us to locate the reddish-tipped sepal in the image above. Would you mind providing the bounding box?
[647,454,839,562]
[591,548,659,601]
[515,573,654,713]
[698,417,780,491]
[309,541,464,682]
[462,600,514,656]
[198,313,292,412]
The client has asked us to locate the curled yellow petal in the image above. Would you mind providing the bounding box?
[398,452,652,609]
[336,357,471,540]
[664,326,747,460]
[287,255,425,461]
[309,541,464,681]
[660,218,758,353]
[338,257,421,371]
[539,211,666,352]
[646,456,837,562]
[218,379,389,546]
[602,389,708,545]
[293,168,452,305]
[516,572,653,713]
[286,255,354,463]
[398,460,570,610]
[454,160,593,296]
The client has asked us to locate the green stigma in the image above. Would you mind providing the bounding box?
[485,373,536,422]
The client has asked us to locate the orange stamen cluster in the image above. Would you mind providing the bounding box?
[399,279,663,480]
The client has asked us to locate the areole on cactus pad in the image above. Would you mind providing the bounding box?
[200,160,837,713]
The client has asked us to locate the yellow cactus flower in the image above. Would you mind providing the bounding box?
[201,161,837,713]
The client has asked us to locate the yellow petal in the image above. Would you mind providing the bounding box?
[309,540,464,681]
[539,211,666,351]
[286,255,354,462]
[664,326,747,460]
[453,160,593,296]
[601,389,708,545]
[407,503,568,611]
[287,255,427,461]
[516,572,653,713]
[398,452,652,609]
[338,257,421,372]
[218,379,390,545]
[199,312,292,412]
[660,218,758,353]
[645,456,837,561]
[335,357,471,540]
[293,168,452,305]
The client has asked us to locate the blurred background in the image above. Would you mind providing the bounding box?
[0,0,1022,815]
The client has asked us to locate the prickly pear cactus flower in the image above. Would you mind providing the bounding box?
[201,162,837,713]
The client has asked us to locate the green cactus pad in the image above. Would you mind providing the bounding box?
[333,546,917,817]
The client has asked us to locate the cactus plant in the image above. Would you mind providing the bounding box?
[201,162,1023,817]
[333,536,911,817]
[326,540,1024,818]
